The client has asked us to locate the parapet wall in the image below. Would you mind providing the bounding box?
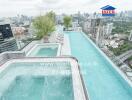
[0,51,25,66]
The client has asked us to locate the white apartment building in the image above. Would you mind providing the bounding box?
[104,23,113,37]
[96,26,104,46]
[129,30,132,41]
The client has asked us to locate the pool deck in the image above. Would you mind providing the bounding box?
[61,34,71,56]
[0,34,72,65]
[21,34,72,56]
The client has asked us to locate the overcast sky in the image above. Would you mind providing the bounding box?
[0,0,132,17]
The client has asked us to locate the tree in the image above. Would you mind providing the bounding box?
[46,11,56,23]
[63,16,72,30]
[32,12,55,42]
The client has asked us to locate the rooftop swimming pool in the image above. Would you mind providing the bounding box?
[66,31,132,100]
[0,58,87,100]
[26,44,61,57]
[0,28,132,100]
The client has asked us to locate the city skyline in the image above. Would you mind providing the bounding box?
[0,0,132,17]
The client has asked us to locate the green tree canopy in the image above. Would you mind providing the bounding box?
[46,11,56,23]
[33,12,55,39]
[63,16,72,30]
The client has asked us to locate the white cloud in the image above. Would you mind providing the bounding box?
[0,0,132,17]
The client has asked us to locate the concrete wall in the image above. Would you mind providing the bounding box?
[0,41,40,65]
[0,51,25,65]
[22,41,39,54]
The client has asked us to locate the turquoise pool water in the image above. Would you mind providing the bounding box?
[31,48,58,57]
[0,62,74,100]
[27,45,58,57]
[66,31,132,100]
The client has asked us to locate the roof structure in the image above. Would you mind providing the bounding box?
[101,5,116,10]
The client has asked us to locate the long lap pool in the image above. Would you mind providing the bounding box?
[66,31,132,100]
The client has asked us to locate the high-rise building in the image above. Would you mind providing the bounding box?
[104,23,113,37]
[129,30,132,41]
[55,15,64,25]
[82,20,91,33]
[0,23,18,53]
[96,26,104,46]
[83,18,100,38]
[0,32,4,41]
[0,24,13,39]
